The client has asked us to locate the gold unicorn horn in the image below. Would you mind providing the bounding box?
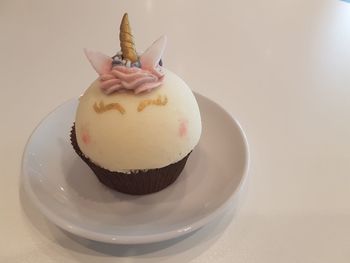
[119,13,138,63]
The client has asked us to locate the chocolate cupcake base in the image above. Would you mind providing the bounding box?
[70,125,190,195]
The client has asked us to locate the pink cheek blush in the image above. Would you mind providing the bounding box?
[178,120,188,138]
[82,131,91,145]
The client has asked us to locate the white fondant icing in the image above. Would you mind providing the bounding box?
[75,69,202,171]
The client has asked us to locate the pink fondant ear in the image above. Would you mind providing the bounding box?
[140,35,167,70]
[84,49,112,75]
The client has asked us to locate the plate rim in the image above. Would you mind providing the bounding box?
[21,92,250,244]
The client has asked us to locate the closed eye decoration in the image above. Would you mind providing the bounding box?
[93,101,126,114]
[137,95,168,112]
[93,95,168,115]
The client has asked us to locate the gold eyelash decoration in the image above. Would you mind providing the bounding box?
[93,101,125,114]
[137,95,168,112]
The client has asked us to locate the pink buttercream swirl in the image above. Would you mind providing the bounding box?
[85,36,167,95]
[99,65,164,95]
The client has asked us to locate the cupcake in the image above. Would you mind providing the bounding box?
[71,13,202,195]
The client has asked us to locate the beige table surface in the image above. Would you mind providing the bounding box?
[1,0,350,262]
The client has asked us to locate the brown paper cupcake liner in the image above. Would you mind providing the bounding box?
[70,124,190,195]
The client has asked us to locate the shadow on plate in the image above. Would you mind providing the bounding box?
[19,180,237,261]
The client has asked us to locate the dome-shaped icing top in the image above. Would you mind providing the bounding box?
[75,69,202,171]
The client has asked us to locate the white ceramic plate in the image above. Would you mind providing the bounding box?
[21,93,249,244]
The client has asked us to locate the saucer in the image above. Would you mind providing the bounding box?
[21,93,249,244]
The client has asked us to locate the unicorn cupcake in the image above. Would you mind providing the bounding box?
[71,13,201,195]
